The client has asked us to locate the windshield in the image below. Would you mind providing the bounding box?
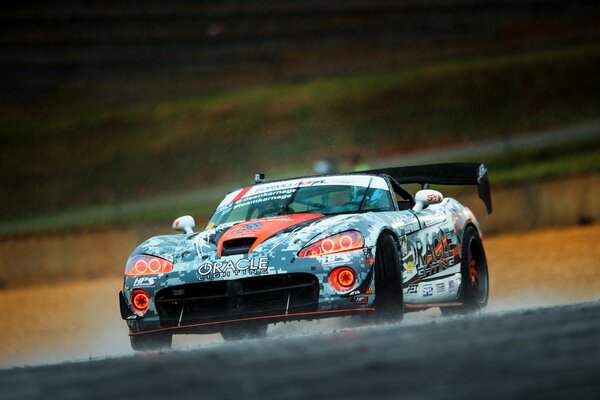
[207,176,393,228]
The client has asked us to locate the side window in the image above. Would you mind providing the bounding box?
[387,179,415,211]
[394,191,413,211]
[362,188,393,211]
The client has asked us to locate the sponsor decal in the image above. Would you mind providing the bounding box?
[252,181,298,195]
[364,248,374,261]
[449,280,456,290]
[299,179,327,187]
[225,221,264,239]
[403,229,460,279]
[133,277,156,287]
[407,284,418,294]
[449,204,474,238]
[197,257,269,280]
[366,287,373,294]
[321,253,353,266]
[406,261,414,274]
[423,284,433,297]
[232,189,295,211]
[401,237,409,254]
[427,193,443,202]
[436,283,445,292]
[354,296,369,304]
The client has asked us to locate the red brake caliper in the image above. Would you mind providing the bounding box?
[469,251,478,289]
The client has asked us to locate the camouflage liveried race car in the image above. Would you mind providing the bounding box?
[119,163,492,350]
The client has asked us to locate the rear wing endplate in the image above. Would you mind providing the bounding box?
[356,163,492,214]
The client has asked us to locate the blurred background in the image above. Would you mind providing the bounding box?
[0,0,598,367]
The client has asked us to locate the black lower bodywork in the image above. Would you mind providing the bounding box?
[120,273,368,335]
[155,273,320,327]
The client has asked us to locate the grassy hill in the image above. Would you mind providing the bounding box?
[2,44,599,226]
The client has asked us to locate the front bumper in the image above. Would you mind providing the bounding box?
[122,272,374,335]
[121,248,376,335]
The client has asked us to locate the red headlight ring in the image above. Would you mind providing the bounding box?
[298,230,364,258]
[125,255,173,276]
[329,266,357,293]
[131,289,150,315]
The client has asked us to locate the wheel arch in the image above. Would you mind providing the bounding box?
[461,221,483,245]
[374,226,400,244]
[470,220,484,236]
[373,227,403,255]
[373,228,406,280]
[462,223,486,264]
[378,228,400,244]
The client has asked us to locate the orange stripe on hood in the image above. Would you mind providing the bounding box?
[218,213,324,255]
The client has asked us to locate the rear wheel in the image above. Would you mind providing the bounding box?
[221,322,268,341]
[441,226,489,315]
[372,234,404,322]
[130,332,172,351]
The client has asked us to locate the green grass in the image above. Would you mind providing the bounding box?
[1,133,597,236]
[2,43,600,229]
[488,145,600,183]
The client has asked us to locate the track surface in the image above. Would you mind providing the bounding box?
[2,301,600,399]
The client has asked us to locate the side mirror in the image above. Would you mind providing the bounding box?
[172,215,195,234]
[413,189,444,212]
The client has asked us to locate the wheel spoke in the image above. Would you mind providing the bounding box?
[469,252,478,289]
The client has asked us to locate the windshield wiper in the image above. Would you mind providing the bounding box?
[278,186,301,215]
[357,178,373,212]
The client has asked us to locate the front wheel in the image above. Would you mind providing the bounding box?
[130,332,172,351]
[441,226,489,315]
[372,234,404,322]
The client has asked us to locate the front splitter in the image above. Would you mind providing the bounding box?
[129,307,376,336]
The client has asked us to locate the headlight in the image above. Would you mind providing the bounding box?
[329,266,357,292]
[298,230,364,258]
[125,255,173,276]
[131,289,150,315]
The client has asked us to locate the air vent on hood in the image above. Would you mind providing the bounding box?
[221,237,257,256]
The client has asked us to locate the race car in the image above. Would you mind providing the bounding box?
[119,163,492,350]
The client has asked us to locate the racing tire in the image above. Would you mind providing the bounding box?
[372,233,404,322]
[130,332,172,351]
[220,322,268,341]
[441,226,489,316]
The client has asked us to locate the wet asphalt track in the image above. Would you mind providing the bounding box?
[2,301,600,400]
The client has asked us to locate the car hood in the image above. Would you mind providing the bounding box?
[131,212,374,265]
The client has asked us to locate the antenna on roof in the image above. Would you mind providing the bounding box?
[255,173,265,184]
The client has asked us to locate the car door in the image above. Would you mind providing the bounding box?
[403,199,463,302]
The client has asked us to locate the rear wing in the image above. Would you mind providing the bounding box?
[355,163,492,214]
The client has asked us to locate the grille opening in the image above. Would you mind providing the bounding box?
[221,237,257,256]
[155,273,319,328]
